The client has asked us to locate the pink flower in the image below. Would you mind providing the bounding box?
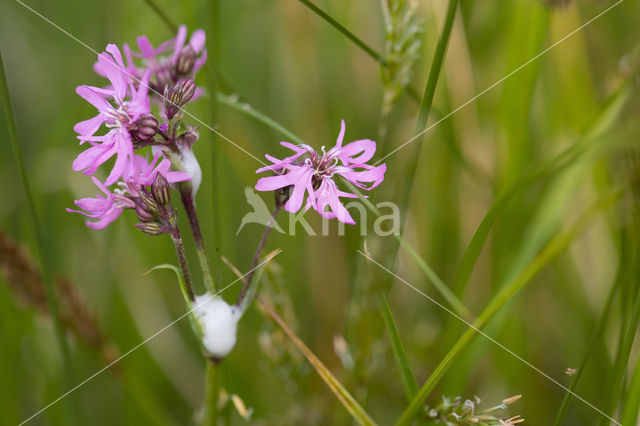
[122,25,206,93]
[68,154,191,229]
[66,176,128,229]
[255,120,386,224]
[73,44,151,185]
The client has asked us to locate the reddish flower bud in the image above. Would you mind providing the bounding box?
[176,46,196,75]
[134,203,155,222]
[128,114,158,143]
[135,222,166,236]
[151,173,171,207]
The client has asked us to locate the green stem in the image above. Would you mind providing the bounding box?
[204,360,219,426]
[215,93,305,145]
[140,0,177,32]
[297,0,386,65]
[398,0,459,226]
[553,259,621,425]
[395,191,619,425]
[236,205,282,307]
[0,49,78,419]
[296,0,427,103]
[258,295,377,425]
[208,0,224,291]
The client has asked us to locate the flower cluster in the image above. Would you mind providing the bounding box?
[424,394,523,425]
[68,26,207,230]
[254,120,386,224]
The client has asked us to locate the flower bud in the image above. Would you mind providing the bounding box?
[151,173,171,207]
[176,46,196,75]
[138,191,160,214]
[163,79,196,120]
[134,203,155,222]
[178,78,196,105]
[135,222,166,236]
[177,126,199,148]
[128,114,158,143]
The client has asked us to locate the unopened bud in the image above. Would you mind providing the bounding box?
[178,79,196,105]
[135,203,155,222]
[502,395,522,405]
[178,126,199,148]
[128,114,158,143]
[135,222,165,236]
[176,46,196,75]
[151,173,171,206]
[164,79,196,120]
[138,191,160,214]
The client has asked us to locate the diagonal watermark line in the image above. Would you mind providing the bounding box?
[358,250,621,425]
[14,0,269,167]
[18,250,282,426]
[375,0,625,166]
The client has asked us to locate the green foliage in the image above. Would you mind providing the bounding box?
[0,0,638,425]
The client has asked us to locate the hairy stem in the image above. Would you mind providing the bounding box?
[237,205,282,306]
[169,220,196,302]
[180,189,215,292]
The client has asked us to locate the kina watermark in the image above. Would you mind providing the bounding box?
[236,188,400,236]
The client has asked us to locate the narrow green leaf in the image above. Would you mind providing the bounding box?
[396,236,472,320]
[343,179,470,318]
[140,0,177,32]
[395,192,619,425]
[216,93,305,146]
[621,355,640,426]
[553,268,620,425]
[0,49,77,421]
[452,83,632,297]
[143,264,202,341]
[379,292,418,400]
[207,0,224,292]
[259,297,377,426]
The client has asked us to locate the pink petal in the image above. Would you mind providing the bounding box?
[339,139,376,165]
[76,85,112,113]
[172,25,188,62]
[335,119,346,148]
[189,29,206,53]
[337,164,386,190]
[284,168,313,213]
[314,179,355,224]
[74,113,105,138]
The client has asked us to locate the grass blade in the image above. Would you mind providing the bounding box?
[451,82,632,297]
[258,295,377,425]
[394,191,619,425]
[553,262,621,425]
[140,0,177,32]
[396,235,472,320]
[0,49,77,418]
[621,354,640,426]
[215,93,305,145]
[207,0,224,291]
[296,0,425,102]
[379,292,418,400]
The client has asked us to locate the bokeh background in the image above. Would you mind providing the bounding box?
[1,0,640,424]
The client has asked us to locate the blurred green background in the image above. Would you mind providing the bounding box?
[1,0,639,424]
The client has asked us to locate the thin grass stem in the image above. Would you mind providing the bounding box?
[395,191,619,425]
[0,49,78,422]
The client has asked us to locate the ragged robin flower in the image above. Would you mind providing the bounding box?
[255,120,386,224]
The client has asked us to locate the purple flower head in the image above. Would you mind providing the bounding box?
[255,120,386,225]
[123,25,206,94]
[73,44,152,185]
[68,153,191,229]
